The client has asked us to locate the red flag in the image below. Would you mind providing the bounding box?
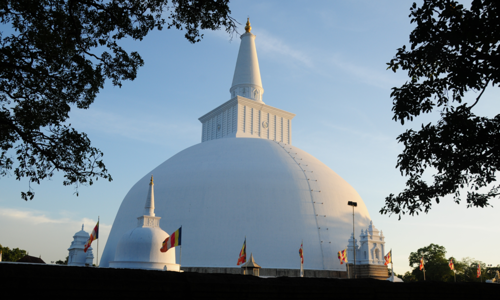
[160,227,182,253]
[477,264,481,278]
[342,249,347,263]
[419,257,424,271]
[384,250,392,266]
[299,242,304,264]
[337,249,347,264]
[237,238,246,266]
[84,222,99,253]
[449,258,454,270]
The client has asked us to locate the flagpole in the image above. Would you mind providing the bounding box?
[391,249,394,279]
[346,249,350,279]
[300,259,303,277]
[451,258,456,283]
[179,226,182,266]
[245,235,248,275]
[97,216,99,267]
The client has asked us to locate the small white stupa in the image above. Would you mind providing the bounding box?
[85,246,94,266]
[109,176,180,271]
[347,221,386,265]
[358,221,386,265]
[67,225,94,266]
[345,221,389,279]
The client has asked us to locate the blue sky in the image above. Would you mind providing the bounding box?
[1,0,498,274]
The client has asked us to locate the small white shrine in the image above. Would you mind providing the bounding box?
[347,220,386,265]
[344,221,389,280]
[67,225,94,266]
[109,176,180,271]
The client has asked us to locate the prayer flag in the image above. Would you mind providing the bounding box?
[419,257,424,271]
[449,258,454,270]
[299,242,304,264]
[477,264,481,278]
[338,249,347,264]
[237,238,246,265]
[384,250,392,266]
[84,221,99,253]
[160,226,182,252]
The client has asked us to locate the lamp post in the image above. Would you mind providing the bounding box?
[347,201,357,279]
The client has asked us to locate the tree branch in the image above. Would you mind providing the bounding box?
[469,79,490,109]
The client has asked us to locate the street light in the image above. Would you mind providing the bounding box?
[347,201,357,279]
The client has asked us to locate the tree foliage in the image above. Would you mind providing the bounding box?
[409,243,454,282]
[0,0,236,200]
[454,257,497,282]
[381,0,500,218]
[0,244,27,262]
[55,256,68,265]
[406,244,496,282]
[402,271,417,282]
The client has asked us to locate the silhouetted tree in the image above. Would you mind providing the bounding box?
[455,257,493,282]
[55,256,68,265]
[0,244,27,262]
[402,271,417,282]
[382,0,500,218]
[0,0,236,200]
[408,244,454,282]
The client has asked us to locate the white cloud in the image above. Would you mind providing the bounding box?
[69,109,198,146]
[0,207,110,263]
[0,208,62,224]
[0,207,110,231]
[321,121,394,144]
[256,30,314,68]
[327,54,403,89]
[209,28,314,68]
[217,28,401,90]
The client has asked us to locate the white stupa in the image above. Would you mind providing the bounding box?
[101,19,374,273]
[67,225,94,266]
[109,176,180,271]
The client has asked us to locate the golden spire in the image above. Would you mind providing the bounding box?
[150,175,154,185]
[245,18,252,33]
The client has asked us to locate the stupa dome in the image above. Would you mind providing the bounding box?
[101,20,373,273]
[111,226,176,269]
[101,138,371,270]
[109,176,180,271]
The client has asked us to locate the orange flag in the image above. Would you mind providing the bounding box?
[384,250,392,266]
[237,238,246,265]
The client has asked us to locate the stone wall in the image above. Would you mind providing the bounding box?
[182,265,388,279]
[181,267,347,278]
[347,264,389,280]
